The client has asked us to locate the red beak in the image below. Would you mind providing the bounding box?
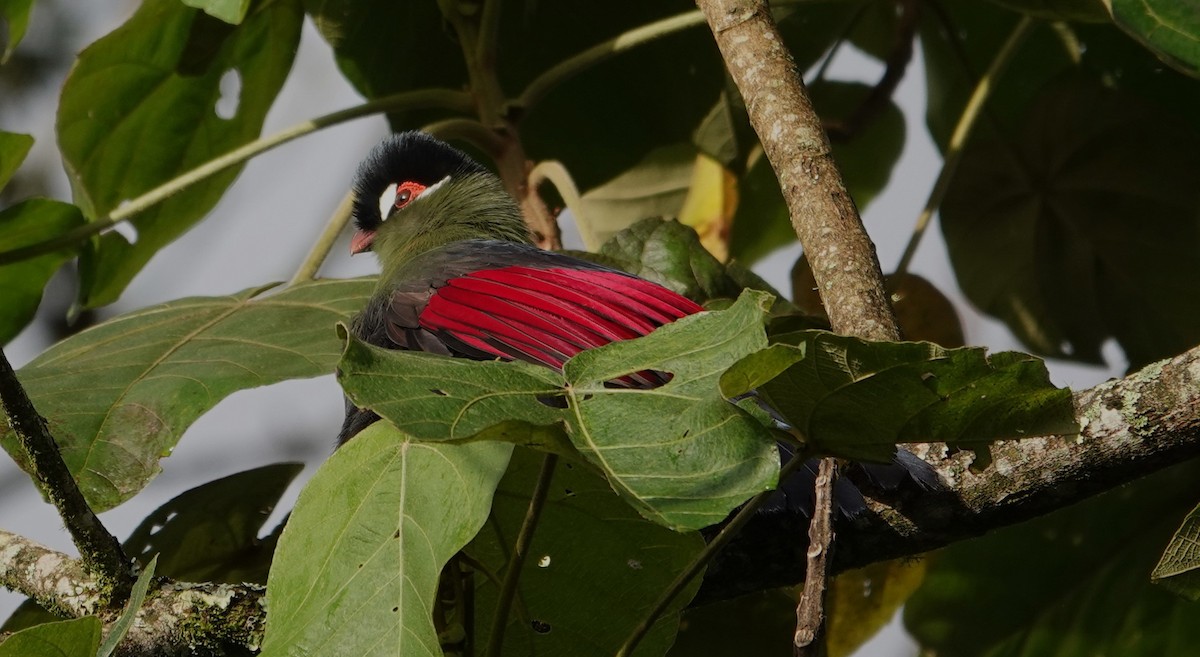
[350,229,376,255]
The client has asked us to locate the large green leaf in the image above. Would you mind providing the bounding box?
[0,616,101,657]
[337,290,780,531]
[721,333,1076,463]
[941,75,1200,368]
[260,422,511,657]
[57,0,302,308]
[576,143,697,251]
[0,0,34,62]
[124,463,302,583]
[1110,0,1200,78]
[0,200,85,344]
[906,463,1200,657]
[467,448,704,656]
[0,278,372,511]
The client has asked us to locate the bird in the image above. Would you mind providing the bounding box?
[336,131,939,526]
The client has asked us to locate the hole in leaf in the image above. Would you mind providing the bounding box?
[602,370,673,389]
[393,530,401,539]
[430,388,448,396]
[536,394,568,409]
[531,620,552,634]
[537,555,551,568]
[627,559,642,570]
[563,488,574,497]
[392,606,399,613]
[215,68,241,119]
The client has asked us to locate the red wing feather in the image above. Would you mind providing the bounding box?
[419,266,702,372]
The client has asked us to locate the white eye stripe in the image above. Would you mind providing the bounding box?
[423,175,451,197]
[378,183,398,220]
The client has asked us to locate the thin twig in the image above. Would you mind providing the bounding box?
[617,453,809,657]
[288,191,354,285]
[486,454,558,657]
[824,0,919,143]
[0,349,133,603]
[892,15,1034,279]
[793,458,837,656]
[0,88,474,266]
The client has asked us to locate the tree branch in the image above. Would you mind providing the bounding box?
[0,349,133,603]
[701,344,1200,600]
[0,529,264,656]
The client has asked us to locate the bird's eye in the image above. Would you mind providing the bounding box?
[394,181,426,210]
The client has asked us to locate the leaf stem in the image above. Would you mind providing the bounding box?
[892,15,1034,279]
[617,452,808,657]
[485,453,558,657]
[0,88,474,266]
[288,191,354,285]
[0,348,133,603]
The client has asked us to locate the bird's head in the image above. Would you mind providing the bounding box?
[349,132,530,273]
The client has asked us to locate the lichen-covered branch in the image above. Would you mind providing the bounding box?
[0,529,265,656]
[703,344,1200,599]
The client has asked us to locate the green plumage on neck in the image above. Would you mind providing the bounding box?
[370,173,531,286]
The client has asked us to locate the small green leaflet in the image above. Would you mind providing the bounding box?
[1153,503,1200,600]
[0,616,101,657]
[97,555,157,657]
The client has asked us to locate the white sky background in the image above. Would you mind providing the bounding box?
[0,3,1123,653]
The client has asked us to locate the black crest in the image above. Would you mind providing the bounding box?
[351,132,488,230]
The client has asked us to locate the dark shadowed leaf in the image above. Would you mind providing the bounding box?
[0,616,101,657]
[0,0,34,62]
[58,0,301,308]
[987,0,1109,21]
[181,0,250,24]
[941,75,1200,368]
[338,290,780,531]
[0,200,85,343]
[721,334,1076,462]
[124,463,302,583]
[260,422,511,657]
[906,463,1200,657]
[1152,503,1200,600]
[467,448,704,656]
[668,588,796,657]
[1110,0,1200,78]
[0,278,372,511]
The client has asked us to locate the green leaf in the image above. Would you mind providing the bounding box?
[721,334,1077,462]
[1152,503,1200,600]
[0,616,101,657]
[597,218,745,303]
[338,289,780,531]
[1110,0,1200,78]
[920,0,1077,151]
[0,0,34,62]
[0,200,85,344]
[906,463,1200,657]
[0,278,372,511]
[260,423,511,657]
[941,74,1200,368]
[0,130,33,190]
[468,448,704,656]
[97,555,157,657]
[124,463,302,583]
[57,0,302,308]
[577,143,696,251]
[180,0,250,24]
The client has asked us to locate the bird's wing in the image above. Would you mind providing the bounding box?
[376,241,703,378]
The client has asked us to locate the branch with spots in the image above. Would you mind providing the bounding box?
[701,343,1200,600]
[0,529,265,656]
